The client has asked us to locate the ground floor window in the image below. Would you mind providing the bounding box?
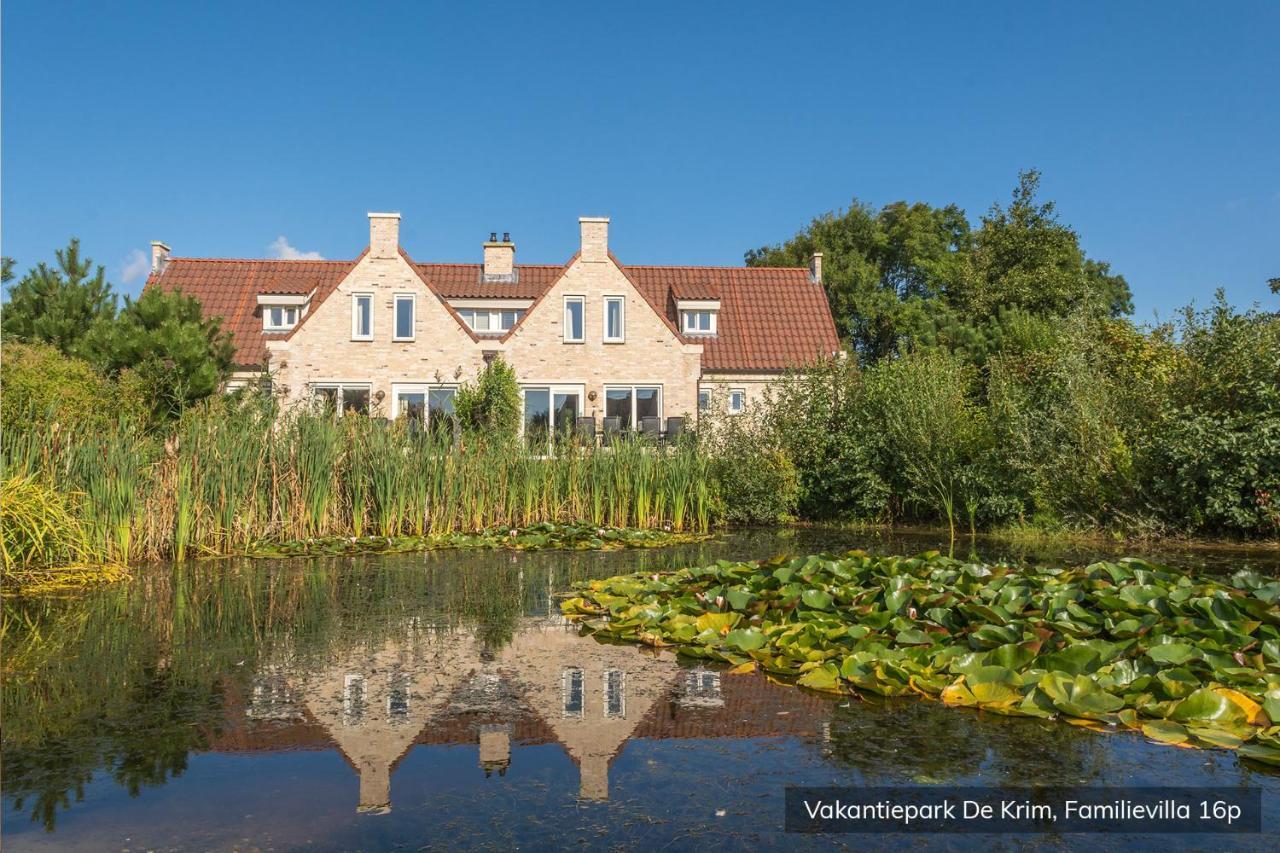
[604,385,661,430]
[729,388,746,415]
[392,384,456,433]
[523,385,583,447]
[313,382,371,416]
[697,389,710,412]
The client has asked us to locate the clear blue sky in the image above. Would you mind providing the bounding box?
[3,1,1276,321]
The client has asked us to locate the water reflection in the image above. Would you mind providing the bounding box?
[3,528,1278,847]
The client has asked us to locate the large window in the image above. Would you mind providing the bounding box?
[523,385,582,447]
[604,385,661,431]
[456,308,524,334]
[603,296,625,343]
[352,294,373,340]
[312,382,371,416]
[263,305,298,331]
[394,293,415,341]
[681,310,716,335]
[392,384,456,433]
[563,296,584,343]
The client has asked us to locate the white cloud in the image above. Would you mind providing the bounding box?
[120,248,150,284]
[268,236,324,260]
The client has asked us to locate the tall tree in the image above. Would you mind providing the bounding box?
[2,238,117,354]
[81,288,234,420]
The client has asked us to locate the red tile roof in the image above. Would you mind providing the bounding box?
[146,258,356,367]
[146,253,840,372]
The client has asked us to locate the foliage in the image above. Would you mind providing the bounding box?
[747,170,1132,364]
[2,402,719,568]
[0,343,138,435]
[698,391,799,524]
[80,287,235,421]
[454,355,521,439]
[1,238,116,355]
[563,550,1280,764]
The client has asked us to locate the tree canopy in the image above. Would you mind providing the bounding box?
[1,238,117,355]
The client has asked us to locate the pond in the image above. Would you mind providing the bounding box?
[3,529,1278,851]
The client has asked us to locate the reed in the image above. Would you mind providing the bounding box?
[3,399,720,568]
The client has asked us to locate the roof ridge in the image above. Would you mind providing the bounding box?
[624,263,808,272]
[413,261,568,269]
[168,257,355,265]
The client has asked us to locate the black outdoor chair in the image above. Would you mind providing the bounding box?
[639,416,661,439]
[575,416,597,445]
[603,416,623,441]
[665,416,685,441]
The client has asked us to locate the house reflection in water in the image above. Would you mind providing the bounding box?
[210,619,831,813]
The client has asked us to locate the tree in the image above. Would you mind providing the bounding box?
[80,288,234,420]
[957,170,1132,319]
[2,238,117,354]
[454,356,521,440]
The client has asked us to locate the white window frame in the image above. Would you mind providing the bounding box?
[729,388,746,415]
[697,389,710,412]
[390,383,458,423]
[681,310,717,336]
[603,384,663,428]
[343,673,366,726]
[563,295,585,343]
[456,308,524,335]
[520,383,585,441]
[393,292,416,341]
[562,667,585,718]
[311,382,372,417]
[263,305,299,331]
[602,295,625,343]
[351,293,374,341]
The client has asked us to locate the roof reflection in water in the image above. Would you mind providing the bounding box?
[212,617,832,813]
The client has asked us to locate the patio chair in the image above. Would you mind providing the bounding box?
[639,416,661,439]
[665,416,685,441]
[575,416,597,445]
[603,416,623,441]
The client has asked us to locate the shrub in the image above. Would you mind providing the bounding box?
[454,356,521,440]
[0,342,126,434]
[701,396,799,524]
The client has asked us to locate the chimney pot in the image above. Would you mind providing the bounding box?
[502,232,510,243]
[490,231,498,242]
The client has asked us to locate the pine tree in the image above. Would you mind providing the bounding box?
[2,238,117,354]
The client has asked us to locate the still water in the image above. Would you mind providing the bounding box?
[3,529,1278,851]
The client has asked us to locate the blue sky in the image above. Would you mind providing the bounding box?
[3,1,1276,321]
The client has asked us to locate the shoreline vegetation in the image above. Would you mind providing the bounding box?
[561,550,1280,766]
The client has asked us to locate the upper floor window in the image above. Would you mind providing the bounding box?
[562,667,584,718]
[456,308,523,334]
[352,293,373,340]
[563,296,584,343]
[263,306,298,331]
[603,296,625,343]
[604,669,625,718]
[682,310,716,336]
[394,293,415,341]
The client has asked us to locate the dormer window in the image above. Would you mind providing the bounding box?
[264,306,298,331]
[676,299,720,337]
[257,291,312,331]
[682,310,716,335]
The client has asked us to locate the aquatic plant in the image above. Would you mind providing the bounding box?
[562,551,1280,765]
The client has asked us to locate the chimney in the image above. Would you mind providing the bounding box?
[482,231,516,282]
[150,241,171,274]
[579,216,609,262]
[368,212,401,259]
[809,251,823,285]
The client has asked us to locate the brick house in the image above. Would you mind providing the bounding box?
[146,212,839,436]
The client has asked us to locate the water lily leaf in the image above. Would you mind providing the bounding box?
[941,679,977,707]
[986,643,1035,670]
[894,628,933,646]
[1039,645,1103,676]
[1142,719,1189,745]
[1213,687,1269,726]
[801,589,834,611]
[1238,742,1280,766]
[1168,688,1248,725]
[695,612,740,633]
[724,628,765,652]
[724,587,754,611]
[796,663,842,692]
[1146,643,1198,665]
[1188,727,1244,749]
[1262,689,1280,723]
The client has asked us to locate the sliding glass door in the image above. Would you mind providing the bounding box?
[523,385,582,448]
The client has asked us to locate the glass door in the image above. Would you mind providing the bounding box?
[523,385,583,449]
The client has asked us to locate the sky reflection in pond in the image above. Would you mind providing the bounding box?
[3,529,1277,850]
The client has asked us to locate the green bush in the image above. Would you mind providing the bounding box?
[454,356,521,440]
[0,343,130,434]
[701,397,799,524]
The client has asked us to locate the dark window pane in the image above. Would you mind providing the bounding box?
[524,388,550,447]
[605,389,632,430]
[553,393,578,439]
[343,387,370,415]
[605,670,624,717]
[315,386,339,414]
[635,387,660,421]
[399,392,426,424]
[564,669,584,716]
